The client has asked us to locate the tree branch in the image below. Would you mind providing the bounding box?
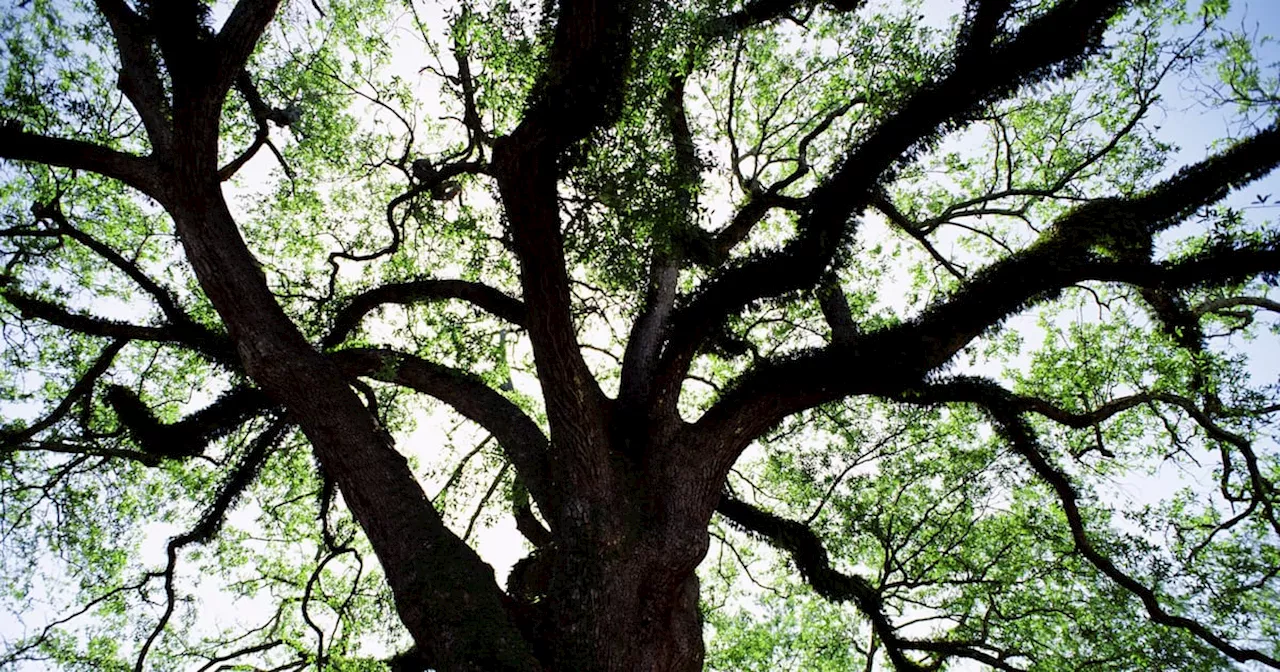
[323,279,526,350]
[703,0,866,40]
[214,0,285,98]
[676,124,1280,517]
[0,125,159,197]
[135,417,290,672]
[105,384,273,459]
[1192,294,1280,316]
[219,72,300,181]
[512,474,553,547]
[489,0,644,493]
[618,75,696,410]
[717,495,929,672]
[331,348,554,516]
[816,281,858,346]
[0,339,127,446]
[2,289,180,343]
[693,121,1280,449]
[0,287,234,364]
[32,199,189,326]
[515,0,638,150]
[93,0,174,152]
[873,193,967,280]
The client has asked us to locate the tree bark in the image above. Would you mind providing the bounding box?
[154,143,539,670]
[513,457,709,672]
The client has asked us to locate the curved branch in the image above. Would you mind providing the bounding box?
[873,193,967,280]
[717,494,929,672]
[1192,294,1280,317]
[323,160,487,302]
[0,574,153,668]
[219,72,300,181]
[323,279,526,349]
[330,348,553,515]
[106,384,273,459]
[511,474,553,547]
[619,74,697,408]
[135,417,290,672]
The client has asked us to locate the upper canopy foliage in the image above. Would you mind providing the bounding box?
[0,0,1279,670]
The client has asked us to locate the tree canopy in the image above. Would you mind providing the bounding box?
[1,0,1279,669]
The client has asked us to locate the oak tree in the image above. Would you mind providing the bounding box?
[1,0,1279,670]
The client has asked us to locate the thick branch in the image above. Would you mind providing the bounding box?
[903,123,1280,365]
[517,0,638,150]
[488,0,640,487]
[0,125,158,197]
[214,0,285,98]
[94,0,174,152]
[323,279,526,349]
[331,347,554,520]
[816,282,858,346]
[618,75,696,409]
[11,2,536,661]
[2,290,178,343]
[684,124,1280,479]
[0,288,234,364]
[703,0,866,40]
[105,384,272,459]
[147,164,537,669]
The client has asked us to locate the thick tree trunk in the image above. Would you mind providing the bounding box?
[507,442,711,672]
[518,532,706,671]
[552,540,704,670]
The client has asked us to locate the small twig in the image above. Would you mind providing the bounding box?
[463,460,510,542]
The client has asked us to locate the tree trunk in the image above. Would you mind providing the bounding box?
[519,527,706,671]
[491,427,709,671]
